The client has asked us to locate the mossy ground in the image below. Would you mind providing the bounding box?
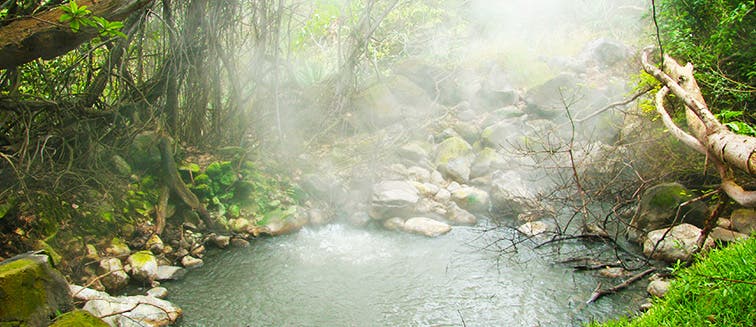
[593,236,756,326]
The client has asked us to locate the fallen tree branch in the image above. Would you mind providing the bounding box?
[586,267,657,304]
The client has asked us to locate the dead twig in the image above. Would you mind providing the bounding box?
[586,267,657,304]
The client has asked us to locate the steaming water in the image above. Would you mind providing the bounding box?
[165,220,645,326]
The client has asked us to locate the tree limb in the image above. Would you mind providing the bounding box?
[0,0,154,70]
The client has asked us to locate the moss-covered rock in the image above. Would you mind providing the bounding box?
[434,136,472,166]
[49,310,109,327]
[126,251,158,283]
[628,183,709,242]
[0,253,73,326]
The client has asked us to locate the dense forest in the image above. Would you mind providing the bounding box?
[0,0,754,326]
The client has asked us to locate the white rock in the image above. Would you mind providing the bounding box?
[451,186,490,213]
[447,202,476,225]
[403,217,452,237]
[643,224,714,263]
[517,221,548,236]
[126,251,158,283]
[383,217,406,231]
[181,255,204,269]
[97,257,129,292]
[156,265,186,281]
[647,279,670,298]
[146,287,169,299]
[434,188,452,203]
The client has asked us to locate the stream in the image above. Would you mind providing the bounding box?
[165,219,645,326]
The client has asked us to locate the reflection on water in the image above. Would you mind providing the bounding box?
[166,222,644,326]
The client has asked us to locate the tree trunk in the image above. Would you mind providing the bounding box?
[0,0,154,70]
[641,48,756,207]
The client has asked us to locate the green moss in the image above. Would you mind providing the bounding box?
[33,240,62,267]
[50,310,109,327]
[434,136,472,166]
[129,250,155,267]
[648,184,690,210]
[0,259,48,323]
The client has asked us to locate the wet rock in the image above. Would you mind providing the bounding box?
[71,284,182,327]
[731,208,756,235]
[439,157,472,183]
[434,136,473,166]
[403,217,452,237]
[369,181,420,220]
[480,121,518,149]
[490,170,539,213]
[255,206,309,236]
[524,73,579,118]
[105,237,131,257]
[447,202,477,225]
[709,227,749,243]
[398,141,431,163]
[517,221,548,237]
[628,183,708,242]
[383,217,406,231]
[97,257,129,292]
[49,309,109,327]
[453,121,481,144]
[127,251,159,283]
[181,255,204,269]
[470,147,507,179]
[451,186,490,213]
[156,266,186,281]
[430,169,445,186]
[229,218,251,233]
[146,287,168,299]
[190,245,205,258]
[347,211,371,227]
[146,234,164,254]
[434,188,452,203]
[647,279,671,298]
[578,38,630,67]
[207,234,231,249]
[85,244,100,261]
[231,238,250,248]
[0,252,74,327]
[598,267,630,278]
[643,224,714,263]
[407,166,431,183]
[716,218,733,229]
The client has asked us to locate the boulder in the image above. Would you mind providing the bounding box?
[730,208,756,235]
[517,221,548,237]
[49,310,109,327]
[155,266,186,281]
[229,218,251,233]
[127,251,158,283]
[403,217,452,237]
[470,147,507,179]
[451,186,490,213]
[439,157,472,183]
[307,208,333,226]
[207,234,231,249]
[447,202,477,225]
[490,170,538,213]
[643,224,715,263]
[524,73,579,118]
[369,181,420,220]
[145,234,164,254]
[181,256,204,269]
[578,38,629,67]
[383,217,406,231]
[97,257,129,292]
[628,183,709,242]
[647,279,671,298]
[146,287,168,299]
[480,121,518,149]
[0,252,74,327]
[434,136,473,166]
[397,141,431,163]
[406,166,431,183]
[709,227,749,243]
[71,285,182,327]
[105,237,131,257]
[252,206,309,236]
[453,121,481,144]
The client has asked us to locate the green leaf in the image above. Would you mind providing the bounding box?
[59,13,72,23]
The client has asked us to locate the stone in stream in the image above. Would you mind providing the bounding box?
[383,217,406,231]
[156,265,186,281]
[369,181,420,220]
[127,250,159,283]
[642,223,714,263]
[146,286,169,299]
[181,255,204,269]
[207,234,231,249]
[146,234,164,254]
[71,284,182,327]
[105,237,131,257]
[97,257,129,292]
[627,183,708,242]
[451,186,490,213]
[517,221,548,237]
[730,208,756,235]
[647,279,671,298]
[447,202,476,225]
[403,217,452,237]
[0,252,74,327]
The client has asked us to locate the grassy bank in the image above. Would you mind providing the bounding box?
[595,236,756,326]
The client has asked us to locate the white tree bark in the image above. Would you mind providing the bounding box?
[641,47,756,207]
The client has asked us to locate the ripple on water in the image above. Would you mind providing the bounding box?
[166,223,645,326]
